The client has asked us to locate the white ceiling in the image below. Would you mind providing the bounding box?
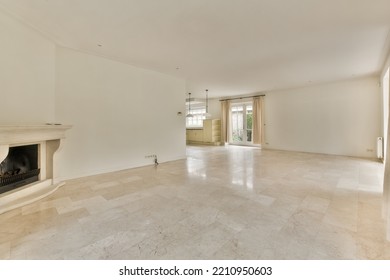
[1,0,390,98]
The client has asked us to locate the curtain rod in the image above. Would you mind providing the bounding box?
[219,94,265,102]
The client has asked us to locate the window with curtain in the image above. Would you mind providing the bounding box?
[252,96,264,145]
[220,96,263,145]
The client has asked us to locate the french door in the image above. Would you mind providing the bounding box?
[230,102,253,145]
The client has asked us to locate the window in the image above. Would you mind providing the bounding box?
[186,108,206,127]
[186,100,206,128]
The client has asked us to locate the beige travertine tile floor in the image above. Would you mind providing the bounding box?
[1,145,389,259]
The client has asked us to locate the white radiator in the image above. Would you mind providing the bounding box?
[377,137,384,159]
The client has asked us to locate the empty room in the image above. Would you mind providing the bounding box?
[1,0,390,263]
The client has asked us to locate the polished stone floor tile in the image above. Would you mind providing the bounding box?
[0,145,388,259]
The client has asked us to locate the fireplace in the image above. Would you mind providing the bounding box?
[0,144,40,194]
[0,124,71,214]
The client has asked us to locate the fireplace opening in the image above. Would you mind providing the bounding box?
[0,144,40,194]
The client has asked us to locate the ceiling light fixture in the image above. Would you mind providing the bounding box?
[186,92,193,118]
[204,89,211,118]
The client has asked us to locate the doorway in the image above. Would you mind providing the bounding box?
[230,102,253,145]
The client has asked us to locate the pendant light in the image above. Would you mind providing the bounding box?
[186,92,193,118]
[204,89,212,118]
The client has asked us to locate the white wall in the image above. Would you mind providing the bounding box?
[382,51,390,161]
[264,77,381,158]
[208,98,221,119]
[382,51,390,79]
[381,48,390,239]
[383,69,389,160]
[0,9,55,124]
[0,8,187,181]
[55,47,186,180]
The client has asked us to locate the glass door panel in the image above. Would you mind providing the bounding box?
[232,105,244,143]
[246,105,253,143]
[231,103,253,145]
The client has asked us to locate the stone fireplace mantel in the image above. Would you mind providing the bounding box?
[0,124,72,214]
[0,124,71,143]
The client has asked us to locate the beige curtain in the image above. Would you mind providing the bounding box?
[252,96,264,145]
[221,100,230,144]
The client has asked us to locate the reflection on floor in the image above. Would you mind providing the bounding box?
[1,145,389,259]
